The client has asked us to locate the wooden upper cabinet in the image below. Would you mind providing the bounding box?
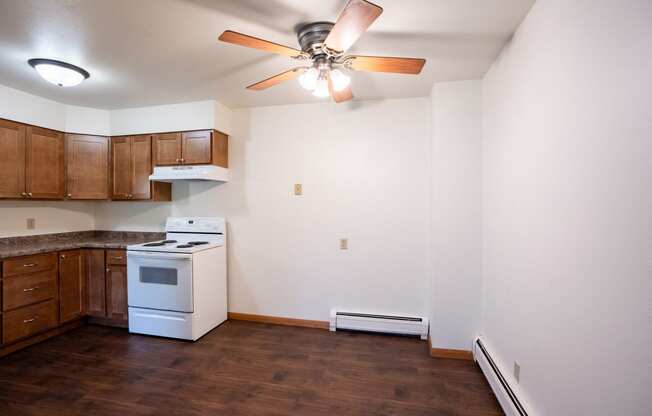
[65,134,109,200]
[58,250,84,323]
[152,130,228,168]
[130,135,152,200]
[26,126,65,199]
[0,119,26,198]
[181,130,212,164]
[153,132,182,165]
[110,135,170,201]
[111,137,132,200]
[211,130,228,168]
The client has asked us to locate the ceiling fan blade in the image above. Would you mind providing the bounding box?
[324,0,383,53]
[346,55,426,74]
[246,67,307,91]
[328,75,354,103]
[218,30,307,58]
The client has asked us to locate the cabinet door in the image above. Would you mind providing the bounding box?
[0,119,26,198]
[181,130,211,164]
[153,132,181,165]
[59,250,84,323]
[66,134,109,199]
[131,135,152,200]
[25,126,65,199]
[106,265,128,322]
[111,137,132,200]
[85,249,106,318]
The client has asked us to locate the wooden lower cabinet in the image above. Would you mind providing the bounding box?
[0,248,130,353]
[85,249,106,318]
[86,249,129,324]
[59,250,84,323]
[106,264,128,322]
[3,299,58,344]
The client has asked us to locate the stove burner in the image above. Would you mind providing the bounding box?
[188,241,209,246]
[162,240,177,244]
[176,244,193,248]
[143,242,166,247]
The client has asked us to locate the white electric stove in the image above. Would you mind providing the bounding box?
[126,217,227,341]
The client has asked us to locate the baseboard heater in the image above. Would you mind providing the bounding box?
[330,310,429,340]
[474,337,529,416]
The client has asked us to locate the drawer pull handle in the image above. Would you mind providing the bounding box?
[23,287,39,292]
[23,263,37,267]
[23,317,37,323]
[111,257,123,260]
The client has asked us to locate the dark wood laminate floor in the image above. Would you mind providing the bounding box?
[0,321,502,416]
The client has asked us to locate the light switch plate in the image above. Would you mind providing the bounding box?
[26,218,36,230]
[294,184,303,196]
[340,238,348,250]
[513,361,520,383]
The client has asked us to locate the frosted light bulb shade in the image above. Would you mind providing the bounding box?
[329,69,350,92]
[28,59,89,87]
[298,67,319,90]
[312,78,329,97]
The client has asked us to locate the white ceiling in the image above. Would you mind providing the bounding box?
[0,0,534,109]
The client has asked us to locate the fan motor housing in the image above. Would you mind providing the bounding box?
[297,22,334,58]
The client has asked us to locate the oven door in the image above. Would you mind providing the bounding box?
[127,251,193,313]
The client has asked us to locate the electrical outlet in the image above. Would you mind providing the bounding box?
[294,183,303,196]
[26,218,36,230]
[339,238,348,250]
[513,361,520,383]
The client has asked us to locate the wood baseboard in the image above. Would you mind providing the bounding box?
[428,336,473,360]
[0,319,84,358]
[228,312,329,330]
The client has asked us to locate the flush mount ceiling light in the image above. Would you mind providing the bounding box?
[218,0,426,103]
[28,58,90,87]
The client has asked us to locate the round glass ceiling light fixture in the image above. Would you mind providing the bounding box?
[28,58,90,87]
[329,69,350,92]
[298,67,319,90]
[312,77,330,98]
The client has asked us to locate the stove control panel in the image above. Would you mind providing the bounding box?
[165,217,225,234]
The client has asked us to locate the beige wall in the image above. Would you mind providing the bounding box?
[95,98,432,322]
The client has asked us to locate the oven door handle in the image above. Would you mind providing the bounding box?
[127,251,193,260]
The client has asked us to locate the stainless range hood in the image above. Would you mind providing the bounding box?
[149,165,229,182]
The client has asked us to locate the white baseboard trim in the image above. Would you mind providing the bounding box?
[473,336,531,416]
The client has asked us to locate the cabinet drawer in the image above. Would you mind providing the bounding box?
[106,250,126,265]
[2,270,57,311]
[2,300,58,344]
[3,253,57,277]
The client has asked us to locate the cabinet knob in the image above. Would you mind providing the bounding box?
[106,268,110,272]
[28,192,33,197]
[67,193,72,198]
[21,192,27,197]
[61,254,66,259]
[180,158,185,163]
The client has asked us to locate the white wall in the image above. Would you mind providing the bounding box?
[110,100,232,136]
[0,84,108,237]
[0,201,96,238]
[0,84,110,135]
[481,0,652,415]
[430,80,482,351]
[96,98,432,322]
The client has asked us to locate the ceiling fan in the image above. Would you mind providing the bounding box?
[218,0,426,103]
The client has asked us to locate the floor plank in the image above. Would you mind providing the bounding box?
[0,321,503,415]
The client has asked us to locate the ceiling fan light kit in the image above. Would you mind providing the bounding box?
[218,0,426,104]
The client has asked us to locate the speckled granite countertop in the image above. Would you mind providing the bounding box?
[0,231,165,260]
